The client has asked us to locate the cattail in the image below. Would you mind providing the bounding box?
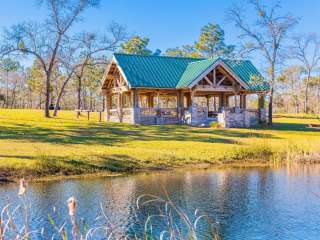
[67,197,78,239]
[67,197,77,217]
[18,178,27,196]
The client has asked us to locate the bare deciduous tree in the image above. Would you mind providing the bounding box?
[52,23,126,116]
[0,0,100,117]
[227,0,298,125]
[290,34,320,113]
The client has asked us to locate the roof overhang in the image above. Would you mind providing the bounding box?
[187,59,250,90]
[101,55,131,90]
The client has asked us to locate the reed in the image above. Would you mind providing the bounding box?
[0,179,221,240]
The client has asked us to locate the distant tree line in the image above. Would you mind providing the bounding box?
[0,0,319,120]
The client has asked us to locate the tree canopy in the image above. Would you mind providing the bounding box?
[120,36,152,55]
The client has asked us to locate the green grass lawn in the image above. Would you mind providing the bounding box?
[0,109,319,180]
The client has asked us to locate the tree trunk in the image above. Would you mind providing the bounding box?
[304,70,311,114]
[77,77,82,110]
[39,91,42,109]
[268,63,275,126]
[5,71,9,108]
[76,76,82,118]
[317,86,320,114]
[304,82,309,114]
[45,73,51,118]
[53,79,70,117]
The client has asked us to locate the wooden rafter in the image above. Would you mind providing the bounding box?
[216,76,227,86]
[204,76,213,86]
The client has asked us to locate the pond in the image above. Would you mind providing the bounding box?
[1,165,320,239]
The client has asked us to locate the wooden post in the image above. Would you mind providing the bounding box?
[105,92,110,122]
[133,89,140,108]
[156,91,160,109]
[206,95,210,111]
[118,92,123,122]
[178,90,184,123]
[225,95,229,108]
[190,90,195,107]
[87,111,90,121]
[148,93,154,108]
[132,89,140,124]
[98,111,102,123]
[219,92,224,110]
[242,94,247,109]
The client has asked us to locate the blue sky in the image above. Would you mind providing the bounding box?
[0,0,319,69]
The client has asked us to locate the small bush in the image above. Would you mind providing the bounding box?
[232,141,274,161]
[210,122,220,128]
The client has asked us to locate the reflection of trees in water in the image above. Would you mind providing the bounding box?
[286,163,320,177]
[6,166,320,238]
[100,177,137,238]
[176,168,277,238]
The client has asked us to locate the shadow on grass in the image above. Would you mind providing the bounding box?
[267,122,320,132]
[274,114,320,120]
[2,110,319,146]
[0,119,292,147]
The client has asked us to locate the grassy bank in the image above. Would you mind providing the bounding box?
[0,109,319,181]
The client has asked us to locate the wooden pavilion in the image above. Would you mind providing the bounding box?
[101,54,269,127]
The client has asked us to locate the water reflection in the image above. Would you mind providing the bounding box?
[1,165,320,239]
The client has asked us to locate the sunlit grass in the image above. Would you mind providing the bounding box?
[0,109,319,179]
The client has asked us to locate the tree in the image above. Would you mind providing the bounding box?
[227,0,298,125]
[0,58,20,108]
[53,23,126,116]
[309,75,320,114]
[0,0,100,117]
[165,45,201,58]
[278,66,304,113]
[82,64,105,110]
[26,61,46,109]
[120,36,152,55]
[290,34,320,113]
[195,23,235,58]
[165,22,233,58]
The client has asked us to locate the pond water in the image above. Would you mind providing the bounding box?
[1,165,320,239]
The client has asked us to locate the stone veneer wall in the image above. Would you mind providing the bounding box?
[186,106,208,126]
[218,109,266,128]
[106,107,179,125]
[122,108,134,123]
[106,108,134,123]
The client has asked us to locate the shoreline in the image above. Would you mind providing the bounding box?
[0,161,277,184]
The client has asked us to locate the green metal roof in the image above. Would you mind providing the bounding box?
[176,58,219,88]
[113,53,269,91]
[223,59,270,91]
